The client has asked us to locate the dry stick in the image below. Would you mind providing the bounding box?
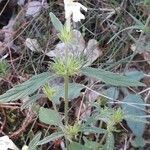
[0,108,6,133]
[145,90,150,103]
[83,85,150,113]
[0,0,10,16]
[8,47,18,76]
[77,81,98,121]
[0,105,19,109]
[9,111,35,139]
[76,96,84,121]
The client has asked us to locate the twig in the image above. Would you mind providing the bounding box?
[9,111,35,139]
[0,108,6,133]
[0,0,9,16]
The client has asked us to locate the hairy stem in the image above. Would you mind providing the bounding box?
[64,74,69,125]
[64,44,69,148]
[64,74,69,149]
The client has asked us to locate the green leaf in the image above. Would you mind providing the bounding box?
[49,12,63,32]
[83,137,103,150]
[52,83,83,103]
[124,70,144,81]
[105,132,114,150]
[144,0,150,5]
[81,127,106,134]
[0,60,9,77]
[81,67,145,87]
[121,94,146,136]
[104,87,119,100]
[69,142,91,150]
[0,72,54,103]
[37,132,64,145]
[125,115,148,124]
[39,107,63,127]
[21,94,43,110]
[28,132,42,150]
[131,136,146,148]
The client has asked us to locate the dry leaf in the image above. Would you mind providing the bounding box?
[79,104,92,120]
[131,35,150,65]
[74,100,91,121]
[25,38,42,52]
[17,0,25,6]
[2,17,15,48]
[25,1,42,17]
[46,30,102,66]
[143,52,150,65]
[84,39,102,66]
[0,136,19,150]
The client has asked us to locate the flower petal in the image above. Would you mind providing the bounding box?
[64,1,87,22]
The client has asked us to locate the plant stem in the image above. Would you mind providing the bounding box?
[64,74,69,125]
[63,42,70,149]
[66,17,71,32]
[64,73,69,149]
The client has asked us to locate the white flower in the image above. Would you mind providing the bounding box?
[64,0,87,22]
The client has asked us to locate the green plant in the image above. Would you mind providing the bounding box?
[0,60,9,77]
[0,1,148,150]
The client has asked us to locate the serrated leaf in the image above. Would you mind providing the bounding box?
[0,72,54,103]
[81,67,145,87]
[39,107,63,127]
[52,83,84,103]
[121,94,146,136]
[37,132,64,145]
[105,132,114,150]
[28,132,42,150]
[69,142,91,150]
[49,12,63,32]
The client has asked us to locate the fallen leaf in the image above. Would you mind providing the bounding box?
[130,35,150,65]
[25,38,42,52]
[143,52,150,65]
[17,0,25,6]
[2,17,15,48]
[0,136,19,150]
[84,39,102,66]
[25,1,42,17]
